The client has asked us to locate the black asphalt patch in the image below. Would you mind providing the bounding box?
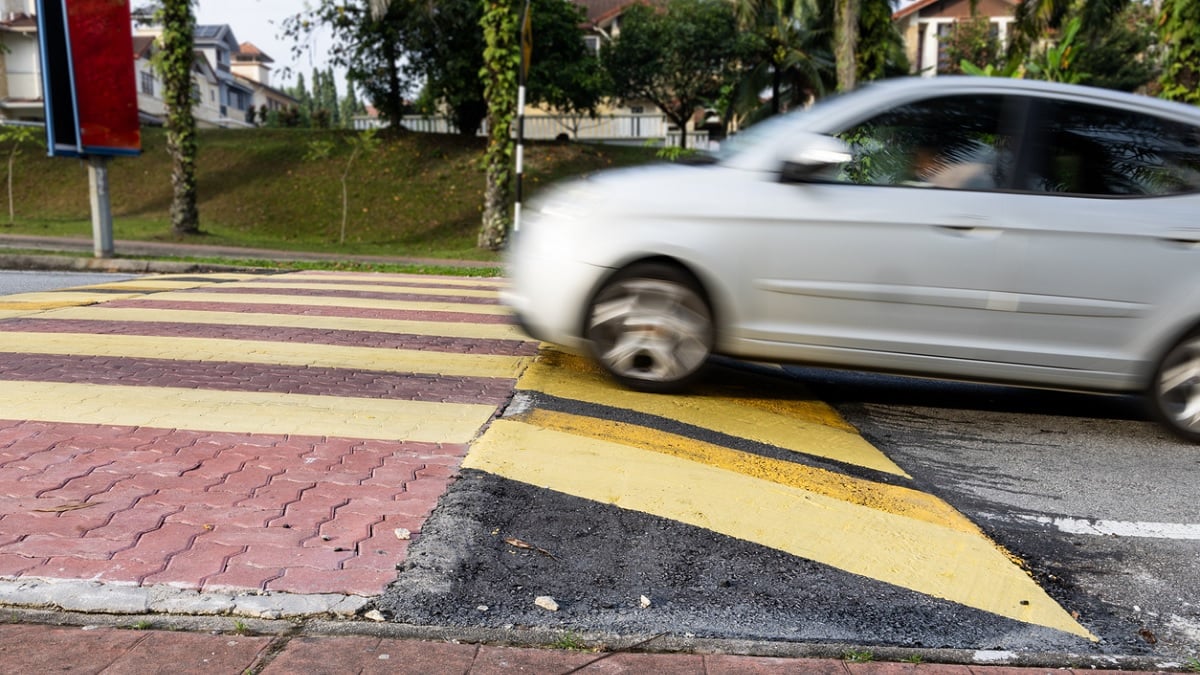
[374,470,1107,652]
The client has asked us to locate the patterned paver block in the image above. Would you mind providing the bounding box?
[0,272,535,601]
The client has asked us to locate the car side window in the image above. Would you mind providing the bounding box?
[1022,100,1200,197]
[829,95,1014,191]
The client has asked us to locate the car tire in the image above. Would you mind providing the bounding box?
[1148,329,1200,443]
[585,262,714,393]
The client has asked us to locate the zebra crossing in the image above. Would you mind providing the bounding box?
[0,271,532,600]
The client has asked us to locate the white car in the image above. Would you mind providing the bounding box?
[503,77,1200,442]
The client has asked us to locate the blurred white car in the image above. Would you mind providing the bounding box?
[503,77,1200,442]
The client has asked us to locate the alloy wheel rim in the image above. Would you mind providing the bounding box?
[1158,336,1200,435]
[588,278,712,383]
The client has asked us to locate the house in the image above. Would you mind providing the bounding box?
[893,0,1018,76]
[0,3,41,123]
[189,25,256,126]
[232,42,298,121]
[0,8,294,129]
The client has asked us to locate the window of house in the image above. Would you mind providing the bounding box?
[139,72,154,96]
[830,94,1016,191]
[583,35,600,56]
[1022,100,1200,196]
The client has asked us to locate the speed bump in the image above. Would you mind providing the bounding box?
[464,347,1096,640]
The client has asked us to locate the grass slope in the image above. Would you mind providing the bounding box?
[1,127,658,262]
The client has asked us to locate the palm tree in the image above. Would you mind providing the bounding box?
[1007,0,1128,66]
[731,0,831,121]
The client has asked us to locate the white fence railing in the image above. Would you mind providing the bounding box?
[353,112,708,147]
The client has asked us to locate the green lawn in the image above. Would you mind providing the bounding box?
[0,127,658,265]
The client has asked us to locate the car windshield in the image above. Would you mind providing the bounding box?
[712,89,858,163]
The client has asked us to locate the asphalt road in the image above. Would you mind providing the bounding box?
[800,368,1200,660]
[0,270,139,294]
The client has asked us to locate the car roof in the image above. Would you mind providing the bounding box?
[831,76,1200,125]
[719,76,1200,171]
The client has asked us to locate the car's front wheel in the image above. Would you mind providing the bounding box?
[585,262,714,393]
[1149,330,1200,443]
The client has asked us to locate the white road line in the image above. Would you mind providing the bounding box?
[984,512,1200,540]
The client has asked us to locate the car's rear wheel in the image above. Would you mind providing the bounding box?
[585,262,713,393]
[1149,330,1200,443]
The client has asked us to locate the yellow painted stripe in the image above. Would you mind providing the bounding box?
[465,419,1094,640]
[522,348,906,477]
[0,331,529,379]
[270,272,505,287]
[215,281,499,299]
[38,306,528,341]
[154,274,265,282]
[517,408,973,533]
[74,280,235,292]
[0,291,147,309]
[2,381,494,444]
[140,291,512,316]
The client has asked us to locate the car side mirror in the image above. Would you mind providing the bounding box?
[779,135,852,183]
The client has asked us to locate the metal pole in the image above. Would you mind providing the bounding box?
[87,155,114,258]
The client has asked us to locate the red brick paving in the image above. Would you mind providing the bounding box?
[0,623,1164,675]
[0,354,521,404]
[2,318,538,355]
[0,420,476,594]
[0,422,473,593]
[183,284,504,304]
[0,272,534,599]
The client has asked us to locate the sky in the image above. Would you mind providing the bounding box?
[194,0,336,91]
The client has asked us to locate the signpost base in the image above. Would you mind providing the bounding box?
[87,156,114,259]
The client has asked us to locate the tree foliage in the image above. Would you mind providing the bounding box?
[604,0,745,149]
[1159,0,1200,103]
[282,1,411,128]
[854,0,908,83]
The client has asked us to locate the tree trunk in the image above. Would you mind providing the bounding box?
[478,0,519,251]
[383,38,405,129]
[834,0,860,93]
[161,0,199,235]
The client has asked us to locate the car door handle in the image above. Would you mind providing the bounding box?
[935,217,998,237]
[1162,229,1200,246]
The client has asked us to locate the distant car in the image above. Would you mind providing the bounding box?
[503,77,1200,442]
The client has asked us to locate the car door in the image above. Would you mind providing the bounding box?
[742,93,1029,374]
[976,97,1200,388]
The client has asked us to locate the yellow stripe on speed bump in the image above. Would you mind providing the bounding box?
[267,272,505,287]
[0,331,529,379]
[521,348,906,477]
[215,281,500,299]
[3,381,495,444]
[464,418,1095,640]
[515,408,972,532]
[0,291,148,310]
[139,291,512,316]
[38,306,528,341]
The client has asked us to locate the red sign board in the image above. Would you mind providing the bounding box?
[37,0,141,157]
